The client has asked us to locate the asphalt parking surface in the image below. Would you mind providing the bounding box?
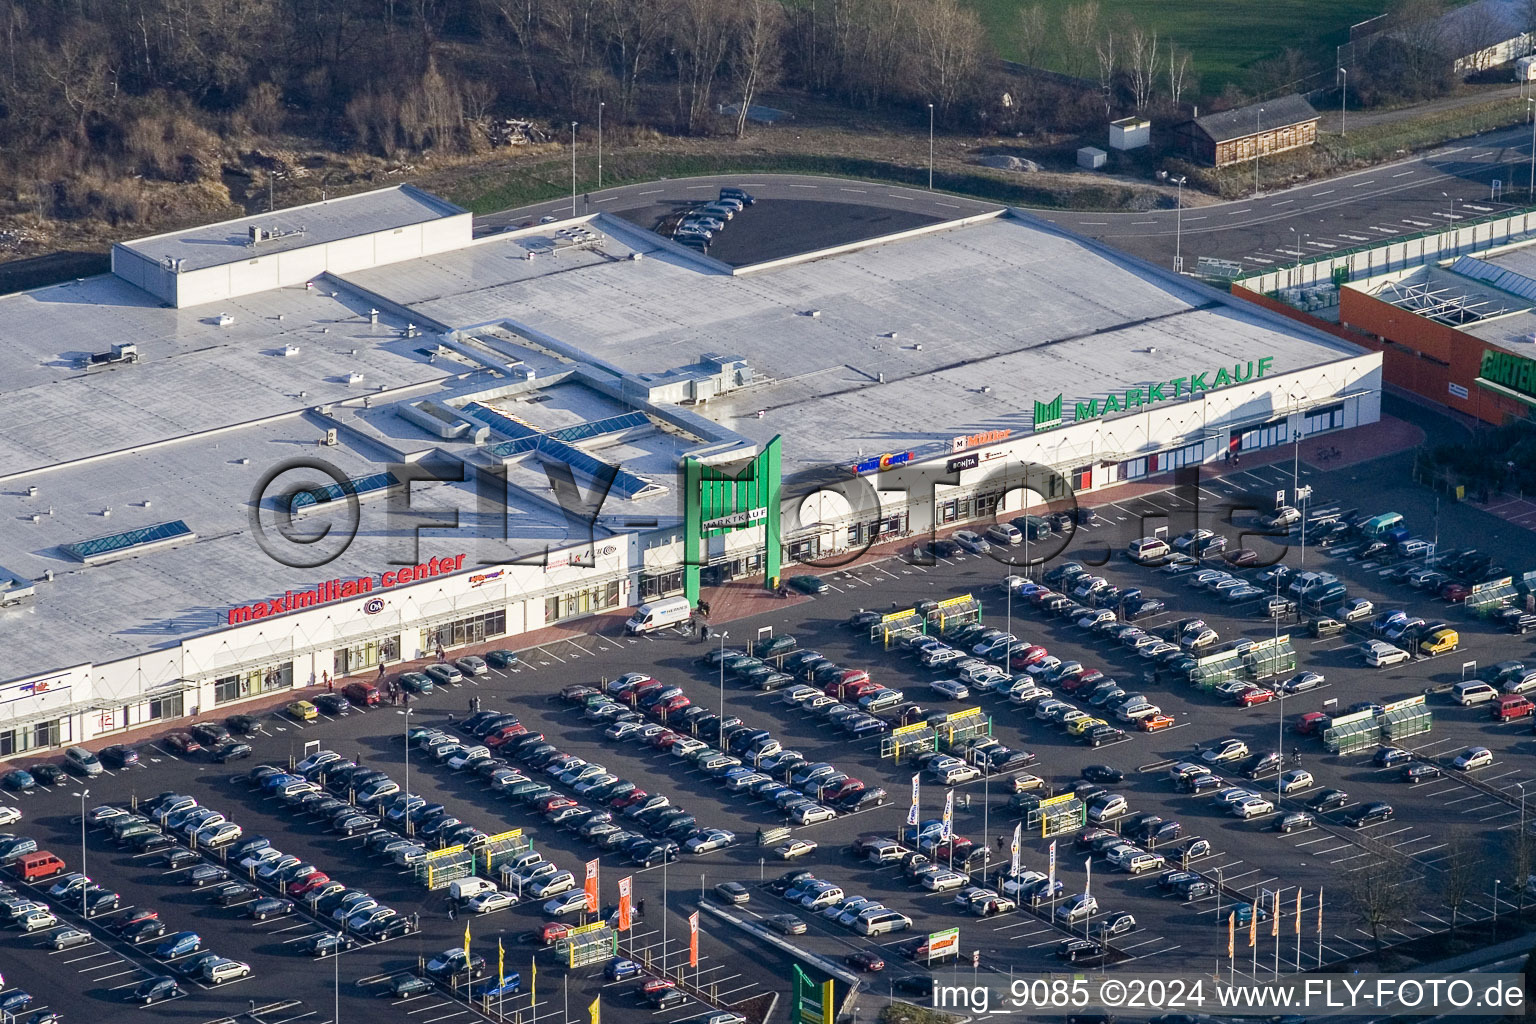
[6,415,1536,1023]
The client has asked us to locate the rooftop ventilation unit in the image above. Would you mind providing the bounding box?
[78,343,140,371]
[247,224,308,247]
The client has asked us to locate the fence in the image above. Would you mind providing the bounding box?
[1229,206,1536,295]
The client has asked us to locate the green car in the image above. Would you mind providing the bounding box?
[398,672,434,694]
[786,575,829,595]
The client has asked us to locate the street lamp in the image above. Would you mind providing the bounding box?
[74,789,88,918]
[1172,175,1187,273]
[397,707,413,836]
[1339,68,1347,137]
[718,630,730,725]
[1527,98,1535,200]
[1494,879,1503,938]
[1254,106,1264,198]
[928,104,935,190]
[334,930,344,1023]
[1442,191,1457,237]
[570,121,579,217]
[597,102,605,190]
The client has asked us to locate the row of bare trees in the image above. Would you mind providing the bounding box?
[1012,2,1195,117]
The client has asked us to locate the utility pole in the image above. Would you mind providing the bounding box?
[570,122,579,217]
[1254,107,1264,198]
[928,104,935,190]
[597,102,605,190]
[1339,68,1347,136]
[1173,175,1187,273]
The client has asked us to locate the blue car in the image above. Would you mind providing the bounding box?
[2,769,35,792]
[604,958,642,982]
[470,973,522,997]
[0,992,33,1014]
[155,931,202,958]
[261,772,302,793]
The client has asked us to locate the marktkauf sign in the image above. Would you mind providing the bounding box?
[228,553,468,625]
[1032,356,1276,431]
[702,507,767,531]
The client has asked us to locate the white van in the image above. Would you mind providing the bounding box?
[625,597,692,635]
[854,910,912,936]
[1127,537,1171,564]
[1453,681,1498,706]
[986,523,1022,546]
[450,877,498,902]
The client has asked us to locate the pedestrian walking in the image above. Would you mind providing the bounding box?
[324,671,331,691]
[377,663,386,681]
[448,902,457,922]
[996,835,1006,851]
[637,898,646,917]
[963,793,971,810]
[436,644,445,662]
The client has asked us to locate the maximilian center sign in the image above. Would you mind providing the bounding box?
[1033,356,1276,430]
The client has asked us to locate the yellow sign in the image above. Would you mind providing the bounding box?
[1039,793,1077,808]
[484,829,523,844]
[944,707,983,724]
[892,722,929,738]
[569,920,609,937]
[936,594,974,611]
[425,844,466,860]
[881,608,916,624]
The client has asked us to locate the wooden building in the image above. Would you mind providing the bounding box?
[1174,95,1320,168]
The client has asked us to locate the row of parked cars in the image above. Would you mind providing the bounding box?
[670,187,755,253]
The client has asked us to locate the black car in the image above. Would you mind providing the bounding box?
[212,742,253,763]
[99,745,140,768]
[1309,789,1349,812]
[162,849,200,869]
[314,694,351,715]
[132,832,175,853]
[486,649,520,669]
[1345,801,1393,827]
[1081,764,1124,784]
[212,881,259,905]
[189,722,230,747]
[363,914,416,940]
[122,917,167,941]
[225,714,262,736]
[27,763,66,786]
[894,976,936,997]
[132,977,181,1004]
[1241,752,1283,779]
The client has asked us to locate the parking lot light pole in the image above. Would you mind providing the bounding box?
[718,630,730,725]
[928,104,935,190]
[1494,879,1502,938]
[398,708,413,836]
[75,789,88,917]
[334,930,343,1023]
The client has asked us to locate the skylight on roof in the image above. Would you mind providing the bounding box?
[287,471,400,512]
[62,520,195,564]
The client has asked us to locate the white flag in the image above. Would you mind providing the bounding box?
[906,774,920,827]
[941,790,954,840]
[1047,838,1057,895]
[1009,823,1022,875]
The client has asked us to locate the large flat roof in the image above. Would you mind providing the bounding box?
[0,195,1371,680]
[117,185,466,273]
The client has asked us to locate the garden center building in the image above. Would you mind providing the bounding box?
[0,183,1381,757]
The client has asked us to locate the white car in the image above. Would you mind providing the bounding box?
[1278,770,1313,794]
[1453,747,1493,771]
[792,805,837,825]
[455,656,489,677]
[921,869,968,892]
[775,840,819,860]
[930,679,970,701]
[19,908,59,932]
[683,829,737,855]
[952,531,991,554]
[467,891,517,914]
[671,738,708,758]
[0,806,21,827]
[1202,739,1249,764]
[802,886,845,910]
[1232,796,1275,819]
[1086,795,1128,822]
[529,872,577,898]
[240,847,284,871]
[195,822,243,847]
[1116,703,1161,723]
[1363,641,1409,667]
[1213,787,1259,809]
[543,891,592,917]
[203,958,252,984]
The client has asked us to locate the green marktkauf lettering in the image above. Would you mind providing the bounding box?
[1039,356,1275,428]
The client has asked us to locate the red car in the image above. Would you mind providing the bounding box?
[640,978,676,998]
[164,732,202,755]
[485,725,529,747]
[1061,672,1101,694]
[1010,646,1049,670]
[1237,687,1275,707]
[611,789,648,809]
[288,871,331,896]
[823,778,865,802]
[653,695,690,716]
[1138,713,1176,732]
[651,730,682,751]
[1294,711,1331,735]
[846,950,885,972]
[536,921,571,945]
[535,795,576,814]
[631,683,666,707]
[341,683,381,706]
[1441,583,1470,603]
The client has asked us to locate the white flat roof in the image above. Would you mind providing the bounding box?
[117,185,466,273]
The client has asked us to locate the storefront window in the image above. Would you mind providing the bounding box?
[542,584,621,624]
[148,693,184,721]
[1240,417,1289,452]
[1118,456,1148,481]
[32,720,60,748]
[423,610,509,649]
[1303,403,1344,434]
[213,662,293,706]
[941,500,959,524]
[640,570,684,600]
[334,636,401,677]
[0,720,63,755]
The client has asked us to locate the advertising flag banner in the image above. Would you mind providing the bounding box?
[1084,856,1091,898]
[1047,839,1057,894]
[941,790,954,839]
[689,911,700,967]
[1317,886,1323,935]
[531,957,537,1007]
[590,996,601,1024]
[907,774,920,826]
[464,921,471,962]
[1228,912,1235,959]
[1249,903,1257,947]
[1295,888,1302,934]
[499,937,505,984]
[1272,890,1281,938]
[584,858,600,913]
[617,876,633,932]
[1010,824,1023,875]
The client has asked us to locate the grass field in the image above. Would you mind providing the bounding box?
[969,0,1397,93]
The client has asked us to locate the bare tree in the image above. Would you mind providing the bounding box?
[911,0,988,115]
[732,0,785,138]
[1126,24,1159,111]
[1168,44,1193,111]
[1441,829,1486,942]
[1060,0,1100,79]
[1093,28,1116,116]
[1014,4,1047,69]
[1347,860,1421,956]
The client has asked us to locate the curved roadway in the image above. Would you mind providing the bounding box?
[483,122,1536,272]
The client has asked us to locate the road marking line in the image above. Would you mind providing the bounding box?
[1272,199,1294,206]
[1248,256,1274,264]
[789,184,818,188]
[1080,220,1108,225]
[1393,170,1415,177]
[1312,190,1335,196]
[1226,208,1253,215]
[637,189,663,195]
[1185,215,1207,221]
[1351,180,1375,188]
[839,188,867,193]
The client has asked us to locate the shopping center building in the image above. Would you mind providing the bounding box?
[0,183,1381,757]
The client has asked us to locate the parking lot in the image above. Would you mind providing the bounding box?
[5,414,1536,1021]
